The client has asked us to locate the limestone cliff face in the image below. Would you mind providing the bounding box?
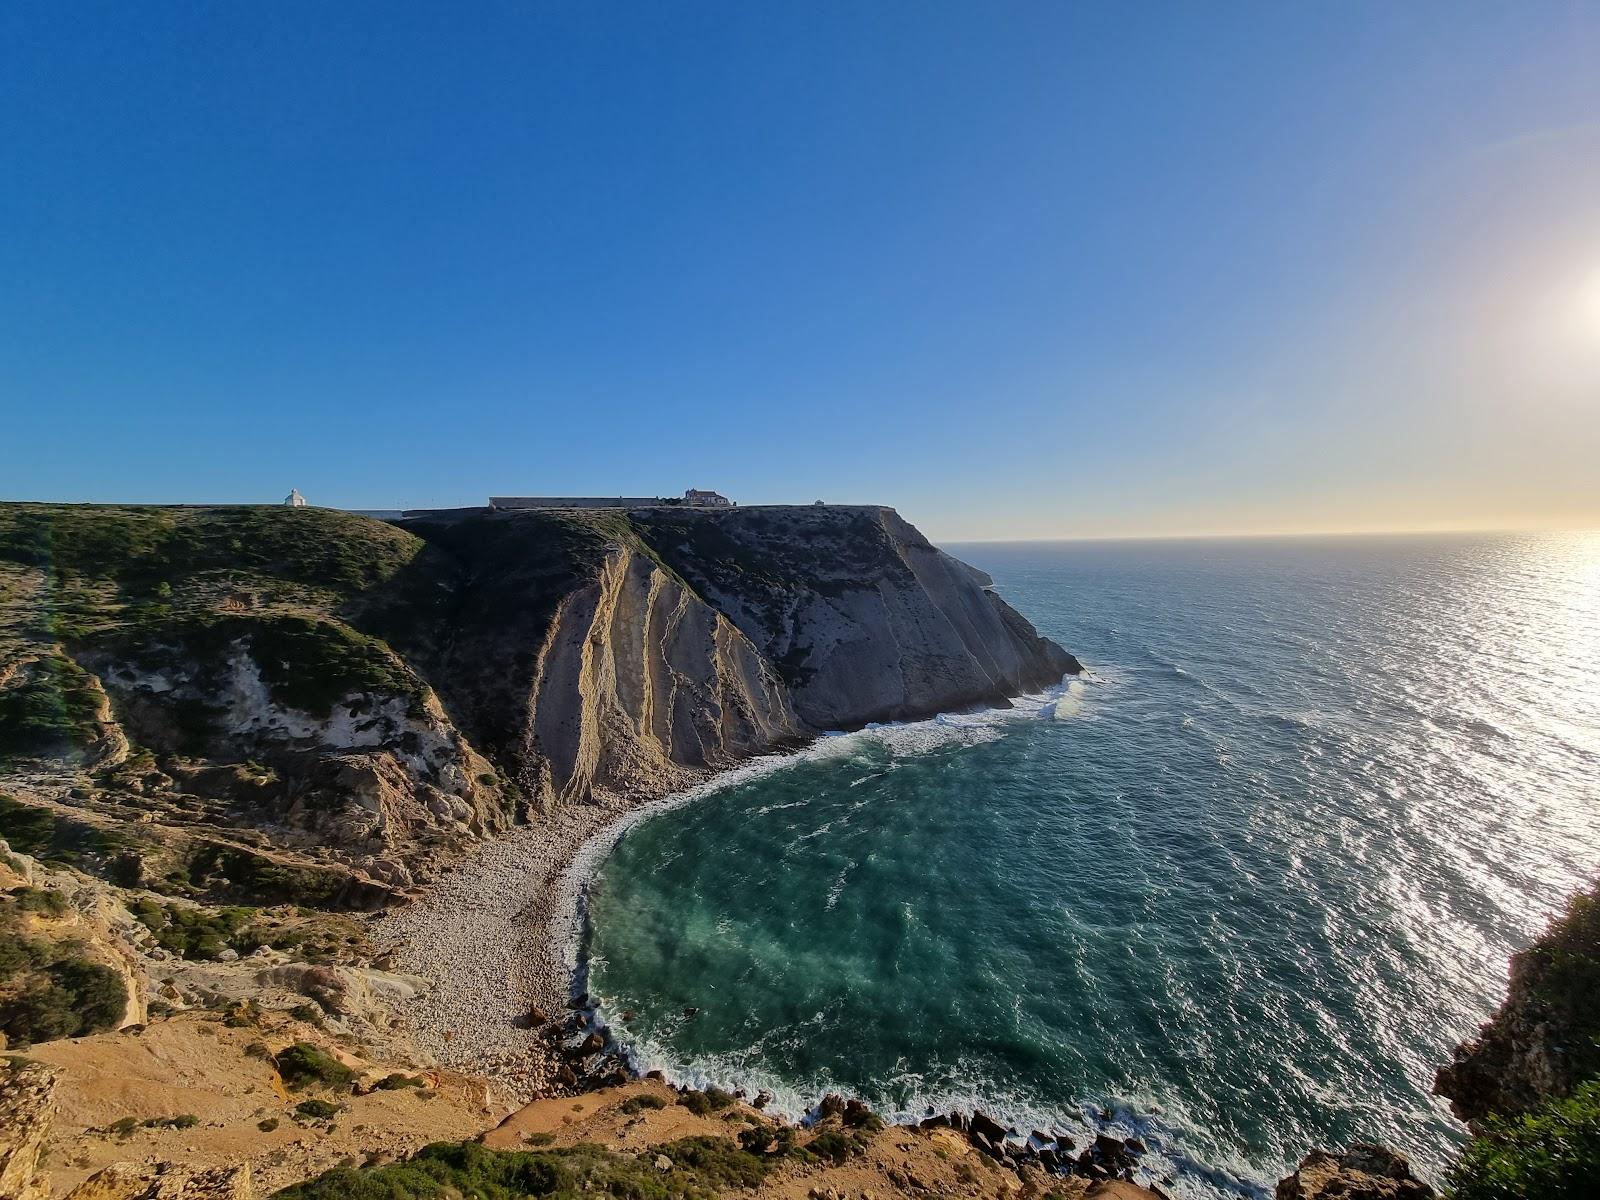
[625,506,1080,729]
[523,546,804,808]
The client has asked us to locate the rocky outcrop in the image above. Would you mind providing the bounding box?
[0,1061,58,1200]
[64,1162,252,1200]
[1274,1147,1434,1200]
[629,506,1079,728]
[1435,885,1600,1123]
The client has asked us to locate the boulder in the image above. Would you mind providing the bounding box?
[0,1062,56,1200]
[1275,1146,1435,1200]
[969,1110,1008,1143]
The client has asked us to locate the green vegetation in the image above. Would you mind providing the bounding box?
[272,1137,772,1200]
[273,1041,355,1091]
[0,652,104,761]
[9,886,68,917]
[294,1098,343,1121]
[373,1072,426,1090]
[0,890,126,1045]
[130,898,262,960]
[0,793,127,867]
[258,1116,280,1132]
[0,504,423,607]
[620,1093,669,1114]
[1449,1079,1600,1200]
[675,1087,736,1116]
[1522,888,1600,1082]
[803,1129,869,1166]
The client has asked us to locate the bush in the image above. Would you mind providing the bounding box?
[676,1087,735,1116]
[1448,1077,1600,1200]
[271,1136,771,1200]
[258,1117,280,1132]
[10,887,68,917]
[374,1072,425,1090]
[130,899,261,960]
[295,1098,342,1121]
[620,1093,668,1114]
[804,1129,868,1166]
[0,898,126,1046]
[273,1042,355,1091]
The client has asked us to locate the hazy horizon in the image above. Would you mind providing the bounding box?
[5,2,1600,540]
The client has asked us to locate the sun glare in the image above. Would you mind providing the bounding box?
[1583,264,1600,337]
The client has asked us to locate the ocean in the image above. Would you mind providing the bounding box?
[582,532,1600,1196]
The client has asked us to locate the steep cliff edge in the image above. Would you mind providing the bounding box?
[1434,884,1600,1123]
[0,502,1075,893]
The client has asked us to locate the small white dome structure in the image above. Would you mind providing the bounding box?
[284,488,307,507]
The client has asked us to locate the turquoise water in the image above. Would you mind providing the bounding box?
[584,533,1600,1196]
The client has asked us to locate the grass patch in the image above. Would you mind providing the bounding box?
[271,1136,771,1200]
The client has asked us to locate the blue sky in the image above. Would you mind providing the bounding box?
[4,2,1599,539]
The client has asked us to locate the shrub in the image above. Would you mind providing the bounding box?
[620,1093,668,1114]
[295,1098,342,1121]
[258,1117,280,1132]
[804,1129,868,1166]
[273,1042,355,1091]
[130,899,261,960]
[676,1087,735,1116]
[271,1136,771,1200]
[109,1116,139,1137]
[1448,1077,1600,1200]
[0,899,126,1046]
[374,1072,425,1090]
[10,887,68,917]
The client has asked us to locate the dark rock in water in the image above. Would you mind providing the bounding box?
[1037,1148,1059,1172]
[1275,1146,1435,1200]
[753,1090,774,1110]
[843,1098,875,1127]
[645,1070,665,1081]
[1054,1133,1077,1152]
[567,993,593,1010]
[969,1111,1008,1144]
[682,1006,699,1019]
[919,1114,949,1130]
[1124,1137,1147,1154]
[1094,1134,1130,1164]
[818,1094,847,1119]
[620,1009,636,1022]
[1030,1130,1052,1145]
[555,1064,578,1087]
[948,1112,967,1133]
[578,1031,605,1055]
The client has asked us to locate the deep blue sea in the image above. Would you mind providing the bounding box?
[584,533,1600,1196]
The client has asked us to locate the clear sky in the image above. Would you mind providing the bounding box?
[4,2,1599,540]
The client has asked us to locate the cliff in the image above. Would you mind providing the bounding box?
[0,502,1076,900]
[1434,884,1600,1123]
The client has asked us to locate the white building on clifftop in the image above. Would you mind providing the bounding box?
[284,488,307,507]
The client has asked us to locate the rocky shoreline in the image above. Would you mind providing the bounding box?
[376,792,667,1100]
